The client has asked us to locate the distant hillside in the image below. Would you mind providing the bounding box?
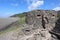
[10,12,26,18]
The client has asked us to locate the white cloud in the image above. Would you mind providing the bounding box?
[53,7,60,11]
[27,0,44,10]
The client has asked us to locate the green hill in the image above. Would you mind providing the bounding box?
[10,12,26,18]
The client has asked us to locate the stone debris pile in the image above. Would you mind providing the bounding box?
[11,24,58,40]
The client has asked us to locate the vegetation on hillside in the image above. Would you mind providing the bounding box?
[10,12,27,24]
[10,12,26,18]
[57,11,60,18]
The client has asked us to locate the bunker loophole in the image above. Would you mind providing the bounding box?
[37,15,41,16]
[52,15,55,16]
[25,29,30,32]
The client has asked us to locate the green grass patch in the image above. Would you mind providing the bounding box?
[19,17,26,24]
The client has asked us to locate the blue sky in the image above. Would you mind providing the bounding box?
[0,0,60,18]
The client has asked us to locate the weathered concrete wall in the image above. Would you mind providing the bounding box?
[26,10,58,30]
[26,10,44,29]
